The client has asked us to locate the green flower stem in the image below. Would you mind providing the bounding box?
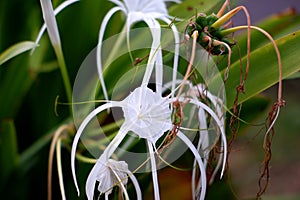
[54,46,72,109]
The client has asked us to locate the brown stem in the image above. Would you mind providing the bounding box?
[177,30,198,98]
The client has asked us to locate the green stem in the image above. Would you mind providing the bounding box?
[55,46,72,108]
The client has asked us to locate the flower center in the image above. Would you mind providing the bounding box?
[122,86,172,143]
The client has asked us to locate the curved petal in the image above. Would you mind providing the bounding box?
[85,125,129,200]
[187,98,227,179]
[177,131,206,200]
[109,0,127,12]
[127,171,142,200]
[71,102,115,195]
[97,6,123,101]
[147,140,160,200]
[33,0,80,51]
[140,18,162,87]
[192,107,209,197]
[160,17,180,96]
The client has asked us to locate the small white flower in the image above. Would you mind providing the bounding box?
[86,159,141,200]
[96,0,181,100]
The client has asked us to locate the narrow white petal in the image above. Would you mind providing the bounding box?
[188,98,227,179]
[34,0,79,48]
[84,122,128,199]
[109,0,127,12]
[160,17,180,96]
[110,167,129,200]
[102,124,129,159]
[155,47,163,94]
[177,131,206,200]
[97,6,123,101]
[192,107,209,197]
[39,0,61,48]
[71,102,115,195]
[127,171,142,200]
[147,140,160,200]
[141,18,161,87]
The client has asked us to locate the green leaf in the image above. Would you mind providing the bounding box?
[168,0,222,19]
[234,95,270,134]
[0,119,19,188]
[219,30,300,108]
[218,10,300,71]
[285,71,300,80]
[0,41,37,65]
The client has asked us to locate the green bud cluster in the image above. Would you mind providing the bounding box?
[185,13,235,55]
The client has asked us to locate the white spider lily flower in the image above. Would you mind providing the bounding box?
[86,159,141,200]
[71,84,226,199]
[96,0,181,100]
[71,86,172,199]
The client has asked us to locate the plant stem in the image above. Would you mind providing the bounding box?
[55,46,72,108]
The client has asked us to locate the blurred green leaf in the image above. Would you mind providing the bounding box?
[0,41,37,65]
[233,95,270,134]
[284,71,300,80]
[0,119,19,188]
[168,0,221,19]
[220,30,300,108]
[219,9,300,70]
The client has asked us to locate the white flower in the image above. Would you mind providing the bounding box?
[71,84,226,200]
[122,86,172,143]
[96,0,181,100]
[71,86,173,199]
[86,159,141,200]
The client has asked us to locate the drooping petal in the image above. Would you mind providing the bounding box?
[147,140,160,200]
[177,131,206,200]
[187,98,227,179]
[71,102,118,195]
[97,6,123,101]
[139,18,162,87]
[160,16,180,96]
[127,170,142,200]
[192,107,209,197]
